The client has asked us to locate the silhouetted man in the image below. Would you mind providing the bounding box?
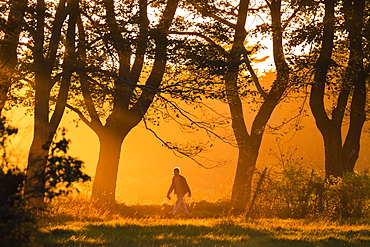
[166,167,191,217]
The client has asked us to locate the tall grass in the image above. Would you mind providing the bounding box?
[39,196,370,246]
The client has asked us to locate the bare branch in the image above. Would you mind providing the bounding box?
[264,0,272,10]
[242,47,268,99]
[65,103,93,129]
[156,94,236,147]
[142,117,227,169]
[207,12,238,29]
[191,1,238,29]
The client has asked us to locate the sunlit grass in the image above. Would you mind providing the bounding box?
[38,196,370,246]
[41,217,370,246]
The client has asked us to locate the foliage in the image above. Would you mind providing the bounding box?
[0,119,91,245]
[325,171,370,218]
[0,117,18,166]
[250,150,370,218]
[0,202,37,247]
[252,163,324,219]
[45,128,91,200]
[0,119,37,246]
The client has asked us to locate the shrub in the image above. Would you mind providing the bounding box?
[250,166,370,219]
[250,164,324,218]
[0,120,91,245]
[45,128,91,200]
[247,145,370,218]
[324,170,370,218]
[0,166,37,246]
[0,119,37,246]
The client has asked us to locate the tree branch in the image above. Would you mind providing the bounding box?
[207,12,238,29]
[156,94,236,147]
[241,47,268,99]
[191,1,238,29]
[65,103,94,129]
[282,7,300,31]
[169,31,219,47]
[76,17,102,127]
[142,117,227,169]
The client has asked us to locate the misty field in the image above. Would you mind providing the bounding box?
[37,198,370,247]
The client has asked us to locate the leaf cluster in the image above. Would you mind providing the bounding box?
[45,128,91,200]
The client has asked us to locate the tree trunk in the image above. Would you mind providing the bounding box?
[223,0,251,212]
[230,142,259,212]
[340,0,367,174]
[75,0,179,204]
[322,126,343,177]
[24,86,52,207]
[91,130,126,203]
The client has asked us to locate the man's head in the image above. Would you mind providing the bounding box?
[173,167,180,176]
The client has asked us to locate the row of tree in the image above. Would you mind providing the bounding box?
[0,0,369,211]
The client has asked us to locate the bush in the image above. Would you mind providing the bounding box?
[250,165,370,219]
[0,120,91,245]
[45,128,91,200]
[0,118,37,246]
[0,167,37,246]
[250,164,324,218]
[324,171,370,218]
[246,145,370,218]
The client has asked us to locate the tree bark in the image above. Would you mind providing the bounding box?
[24,88,51,205]
[230,140,259,211]
[224,0,251,212]
[340,0,367,174]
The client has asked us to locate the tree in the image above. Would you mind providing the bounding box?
[24,0,80,207]
[309,0,369,177]
[218,0,292,211]
[173,0,303,211]
[0,0,27,115]
[66,0,180,203]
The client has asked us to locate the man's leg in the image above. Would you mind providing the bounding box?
[172,194,184,214]
[179,198,189,215]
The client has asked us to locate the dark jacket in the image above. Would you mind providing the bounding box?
[167,175,191,196]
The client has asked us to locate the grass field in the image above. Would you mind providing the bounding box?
[37,198,370,247]
[40,217,370,247]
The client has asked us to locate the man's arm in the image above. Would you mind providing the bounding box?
[182,177,191,197]
[167,178,174,199]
